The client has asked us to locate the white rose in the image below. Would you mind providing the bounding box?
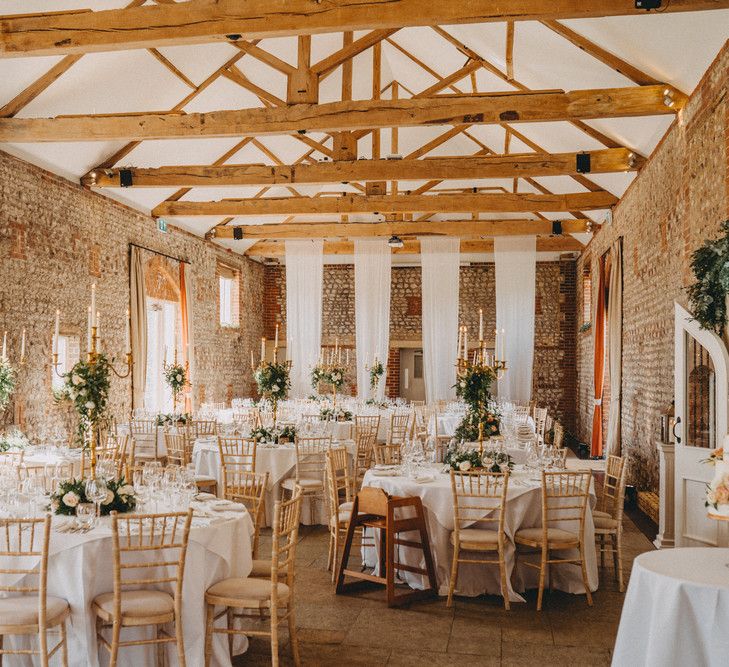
[176,374,182,382]
[79,388,87,396]
[272,384,280,392]
[458,461,471,472]
[78,378,85,386]
[71,374,81,385]
[62,491,80,508]
[460,381,466,388]
[101,490,115,505]
[119,485,135,497]
[85,401,95,410]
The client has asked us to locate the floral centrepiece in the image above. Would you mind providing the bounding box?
[445,442,513,473]
[50,478,137,516]
[311,364,346,391]
[453,364,500,443]
[454,410,501,442]
[0,429,29,452]
[254,361,290,402]
[251,425,296,444]
[320,407,352,422]
[369,360,385,391]
[0,358,15,413]
[156,412,191,427]
[63,354,111,444]
[164,363,188,399]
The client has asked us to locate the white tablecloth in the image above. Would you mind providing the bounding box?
[428,413,465,437]
[613,548,729,666]
[361,464,598,602]
[193,438,357,526]
[4,509,254,667]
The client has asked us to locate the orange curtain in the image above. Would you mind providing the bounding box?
[179,263,192,414]
[591,256,607,458]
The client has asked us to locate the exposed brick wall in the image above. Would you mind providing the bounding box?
[0,150,265,437]
[576,43,729,492]
[264,259,577,427]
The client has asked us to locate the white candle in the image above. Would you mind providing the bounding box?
[457,327,462,359]
[53,309,60,356]
[500,328,505,361]
[1,331,6,360]
[250,349,255,369]
[346,349,350,365]
[261,337,266,362]
[125,308,131,352]
[90,283,96,328]
[96,311,101,344]
[463,329,468,360]
[479,309,483,342]
[20,328,26,360]
[494,329,499,361]
[87,307,92,351]
[274,324,279,349]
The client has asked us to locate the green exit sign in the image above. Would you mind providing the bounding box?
[156,218,168,233]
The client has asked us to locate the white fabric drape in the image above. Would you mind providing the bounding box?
[494,236,536,404]
[183,267,196,412]
[285,239,323,398]
[606,239,623,456]
[129,246,147,409]
[354,239,391,400]
[420,237,460,404]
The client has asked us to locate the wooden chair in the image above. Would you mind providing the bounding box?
[336,486,437,607]
[167,431,217,495]
[373,443,401,466]
[552,421,565,448]
[514,470,593,611]
[0,449,25,466]
[386,412,411,446]
[352,416,379,491]
[281,436,330,524]
[218,436,257,474]
[533,407,548,441]
[232,409,258,433]
[325,446,354,582]
[225,470,269,561]
[0,515,70,667]
[594,456,628,591]
[448,470,511,609]
[92,509,193,667]
[204,491,303,667]
[129,419,160,462]
[258,411,274,429]
[194,420,218,438]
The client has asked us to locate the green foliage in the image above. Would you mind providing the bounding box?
[0,429,29,452]
[251,425,296,444]
[445,443,513,473]
[163,364,188,395]
[369,360,385,390]
[49,477,137,516]
[156,412,191,426]
[320,407,353,422]
[254,361,290,401]
[454,365,496,408]
[454,410,501,442]
[687,220,729,334]
[63,355,112,444]
[311,364,346,390]
[0,358,16,412]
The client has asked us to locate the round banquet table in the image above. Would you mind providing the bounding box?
[193,437,358,526]
[361,464,598,602]
[3,505,254,667]
[612,548,729,666]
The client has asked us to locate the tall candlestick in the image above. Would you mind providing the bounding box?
[96,311,101,345]
[87,307,92,352]
[500,328,505,361]
[53,309,60,356]
[494,329,499,361]
[125,309,131,352]
[1,331,6,360]
[479,309,483,342]
[90,283,97,328]
[274,324,279,349]
[463,329,468,360]
[20,328,26,361]
[346,349,349,365]
[251,349,255,369]
[261,337,266,362]
[457,326,463,359]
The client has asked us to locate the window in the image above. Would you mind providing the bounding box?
[582,264,592,327]
[51,334,80,392]
[219,264,239,327]
[144,299,180,414]
[413,351,423,379]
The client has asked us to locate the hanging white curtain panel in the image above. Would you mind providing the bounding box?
[494,236,536,404]
[285,239,324,398]
[420,236,460,404]
[354,238,392,400]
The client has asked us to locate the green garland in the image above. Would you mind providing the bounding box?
[444,443,513,473]
[687,220,729,334]
[254,361,290,401]
[454,365,496,406]
[369,360,385,390]
[0,358,15,412]
[320,407,353,422]
[453,363,500,442]
[311,364,346,391]
[63,355,111,444]
[454,410,501,442]
[164,363,188,397]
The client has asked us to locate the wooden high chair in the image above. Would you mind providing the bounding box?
[335,487,437,607]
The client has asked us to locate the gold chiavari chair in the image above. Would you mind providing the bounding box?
[387,412,411,446]
[0,449,25,466]
[533,407,548,441]
[594,456,628,591]
[204,491,302,667]
[325,447,354,581]
[281,436,331,525]
[92,510,193,667]
[229,471,270,564]
[218,436,257,476]
[448,470,511,609]
[0,516,71,667]
[18,462,73,494]
[129,419,160,462]
[165,431,217,495]
[352,415,379,491]
[552,421,565,449]
[258,411,274,429]
[373,443,401,466]
[232,408,258,433]
[193,420,218,438]
[514,470,593,611]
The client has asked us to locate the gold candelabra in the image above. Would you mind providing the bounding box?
[251,335,291,428]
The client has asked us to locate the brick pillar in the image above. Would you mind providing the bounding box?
[385,347,400,399]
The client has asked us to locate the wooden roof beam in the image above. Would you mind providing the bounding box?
[83,148,640,187]
[1,85,686,142]
[3,0,727,57]
[213,218,589,239]
[152,190,617,217]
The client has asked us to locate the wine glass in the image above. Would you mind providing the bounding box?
[76,503,96,530]
[85,476,109,518]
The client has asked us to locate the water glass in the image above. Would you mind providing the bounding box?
[76,503,96,530]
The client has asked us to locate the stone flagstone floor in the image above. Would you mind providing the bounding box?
[232,513,654,666]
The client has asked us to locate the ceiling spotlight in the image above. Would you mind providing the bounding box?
[388,235,404,249]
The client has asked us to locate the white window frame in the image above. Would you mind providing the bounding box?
[219,274,235,327]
